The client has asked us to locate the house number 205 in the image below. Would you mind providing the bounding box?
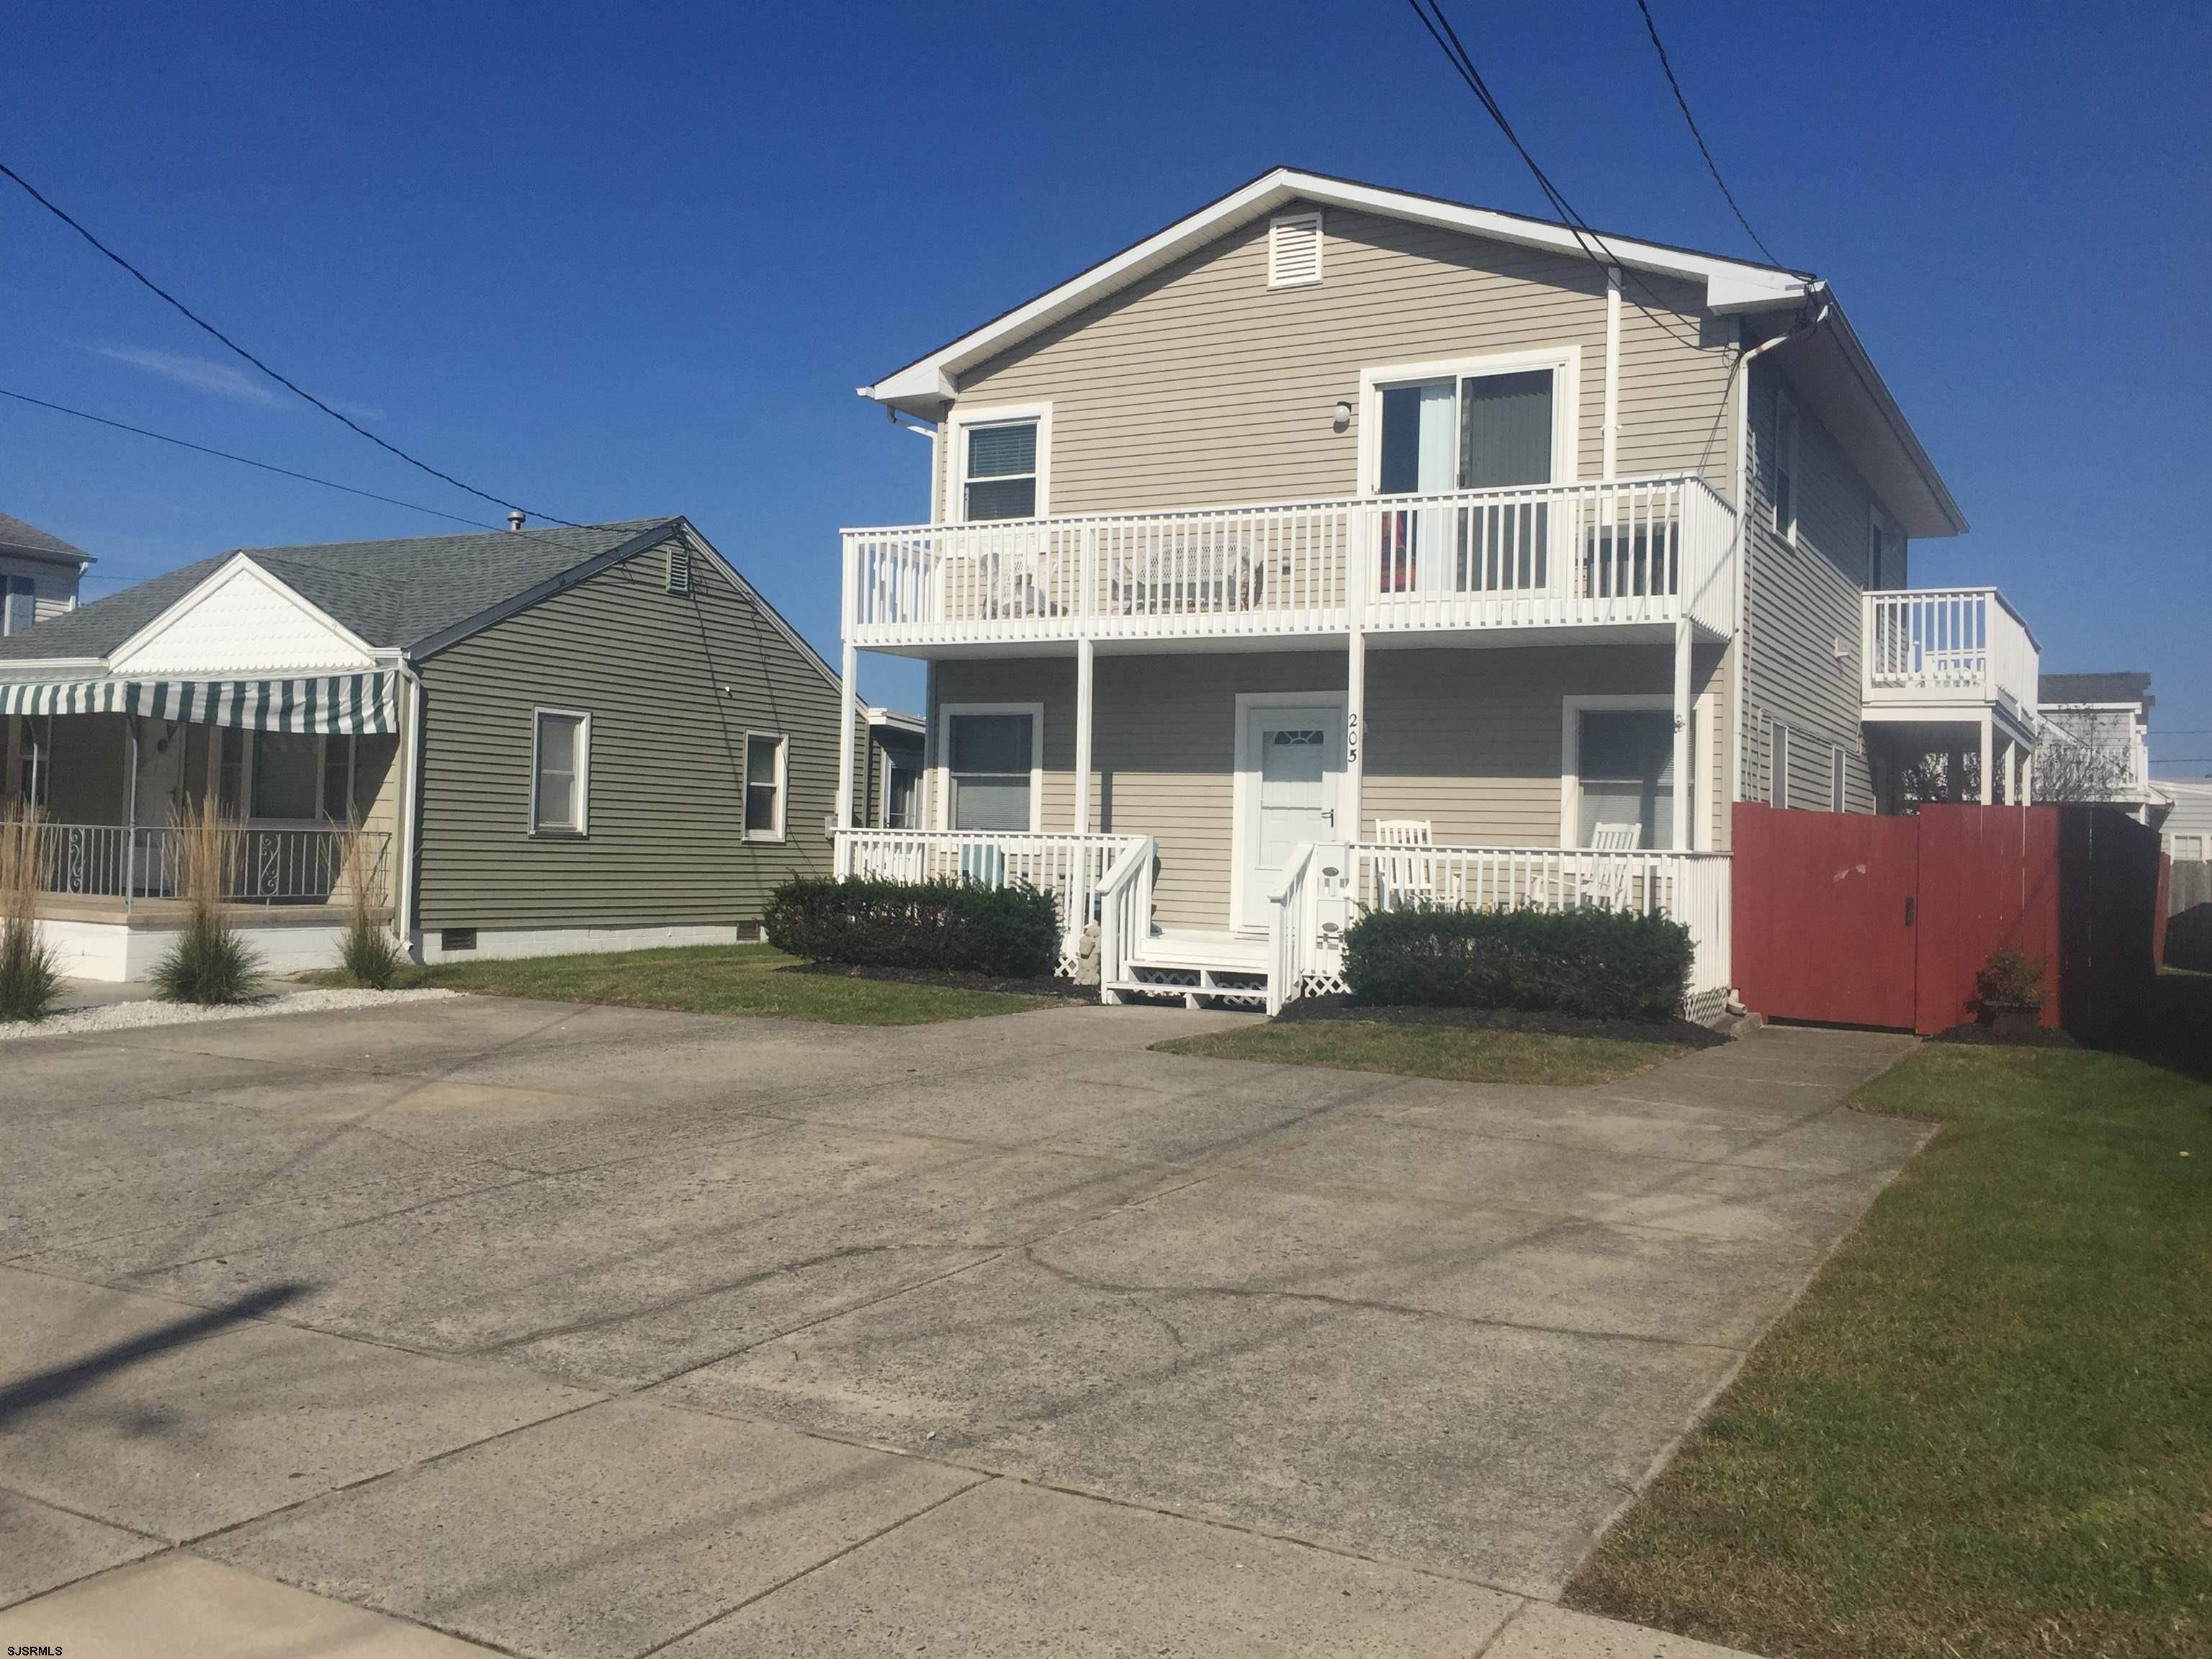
[1346,713,1360,764]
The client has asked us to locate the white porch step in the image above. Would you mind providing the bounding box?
[1112,930,1272,1010]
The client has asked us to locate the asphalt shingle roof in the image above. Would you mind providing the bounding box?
[2039,671,2154,713]
[0,512,94,566]
[0,518,678,663]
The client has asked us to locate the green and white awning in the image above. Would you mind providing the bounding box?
[0,673,398,734]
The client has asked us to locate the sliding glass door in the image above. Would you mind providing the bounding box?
[1375,366,1555,595]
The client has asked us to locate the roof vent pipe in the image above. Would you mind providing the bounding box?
[507,511,526,532]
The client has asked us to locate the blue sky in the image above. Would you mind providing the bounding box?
[5,1,2208,768]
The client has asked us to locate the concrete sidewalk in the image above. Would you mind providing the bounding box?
[1,997,1916,1655]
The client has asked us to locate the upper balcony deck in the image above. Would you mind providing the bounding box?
[843,474,1737,656]
[1861,587,2041,737]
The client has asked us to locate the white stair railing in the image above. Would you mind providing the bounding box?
[1264,842,1320,1017]
[833,827,1147,966]
[1095,835,1156,1004]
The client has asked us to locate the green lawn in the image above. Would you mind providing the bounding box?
[307,943,1060,1025]
[1568,986,2212,1658]
[1150,1017,1677,1086]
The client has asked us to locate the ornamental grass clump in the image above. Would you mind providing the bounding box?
[151,797,262,1005]
[333,820,403,989]
[0,806,62,1023]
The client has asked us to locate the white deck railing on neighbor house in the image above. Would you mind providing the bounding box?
[833,827,1148,955]
[32,823,390,908]
[846,474,1738,650]
[1863,588,2040,719]
[1268,840,1732,1016]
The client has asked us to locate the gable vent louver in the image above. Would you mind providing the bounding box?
[1267,211,1323,289]
[667,544,694,596]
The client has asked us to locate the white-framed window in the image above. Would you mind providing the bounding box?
[1830,745,1847,812]
[1771,719,1791,809]
[743,731,787,842]
[1560,694,1689,852]
[1772,391,1799,544]
[531,708,589,836]
[935,702,1043,832]
[1267,210,1323,289]
[948,404,1051,523]
[2,574,35,636]
[241,731,356,822]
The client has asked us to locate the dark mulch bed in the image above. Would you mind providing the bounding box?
[782,961,1094,1001]
[1273,993,1729,1049]
[1928,1020,2081,1048]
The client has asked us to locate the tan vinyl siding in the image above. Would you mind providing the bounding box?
[1740,361,1883,814]
[935,645,1724,932]
[413,530,841,932]
[944,204,1734,518]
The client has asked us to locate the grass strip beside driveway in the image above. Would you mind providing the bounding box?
[1568,1034,2212,1658]
[313,944,1060,1025]
[1151,1018,1676,1085]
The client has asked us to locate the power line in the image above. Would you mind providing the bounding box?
[0,385,500,531]
[1632,0,1781,265]
[1400,1,1705,352]
[0,158,575,528]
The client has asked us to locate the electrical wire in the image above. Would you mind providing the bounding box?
[1632,0,1781,265]
[0,158,576,528]
[0,386,501,531]
[1400,0,1707,351]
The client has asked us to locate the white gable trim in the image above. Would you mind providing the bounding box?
[861,168,1816,410]
[109,554,382,677]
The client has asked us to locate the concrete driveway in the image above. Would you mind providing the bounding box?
[0,997,1921,1657]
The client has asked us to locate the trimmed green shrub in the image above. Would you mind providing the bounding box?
[764,877,1061,979]
[153,912,264,1006]
[1344,903,1692,1022]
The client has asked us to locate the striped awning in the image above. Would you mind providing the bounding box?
[0,673,398,734]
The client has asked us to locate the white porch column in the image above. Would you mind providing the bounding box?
[2004,739,2018,806]
[2020,747,2033,805]
[1671,618,1692,851]
[834,637,858,876]
[1073,637,1094,836]
[1978,716,1995,806]
[1344,631,1367,844]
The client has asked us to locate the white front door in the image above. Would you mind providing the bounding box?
[1236,699,1344,930]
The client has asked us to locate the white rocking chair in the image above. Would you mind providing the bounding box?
[1372,819,1437,909]
[1585,821,1642,909]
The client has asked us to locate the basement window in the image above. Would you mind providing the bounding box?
[440,928,477,953]
[1267,211,1323,289]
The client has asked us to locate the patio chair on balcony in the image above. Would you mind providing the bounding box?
[1109,539,1263,618]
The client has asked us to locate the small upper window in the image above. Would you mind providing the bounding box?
[744,732,787,841]
[963,421,1038,521]
[533,710,588,835]
[1773,393,1799,544]
[2,573,37,637]
[1267,211,1323,289]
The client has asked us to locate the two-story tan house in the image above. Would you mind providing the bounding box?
[828,168,2042,1014]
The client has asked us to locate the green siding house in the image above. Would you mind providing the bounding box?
[0,516,863,976]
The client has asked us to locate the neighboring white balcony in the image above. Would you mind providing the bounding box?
[1861,587,2041,732]
[844,474,1738,653]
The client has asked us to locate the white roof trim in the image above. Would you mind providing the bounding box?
[108,554,383,677]
[861,168,1816,408]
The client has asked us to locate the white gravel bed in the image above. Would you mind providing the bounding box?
[1,986,461,1042]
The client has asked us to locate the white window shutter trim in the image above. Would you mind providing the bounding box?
[1267,212,1323,289]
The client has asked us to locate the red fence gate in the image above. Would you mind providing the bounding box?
[1733,802,2064,1035]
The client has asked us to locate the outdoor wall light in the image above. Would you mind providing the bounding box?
[1333,400,1353,432]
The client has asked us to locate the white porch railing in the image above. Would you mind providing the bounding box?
[845,473,1737,649]
[1863,588,2040,720]
[1269,841,1732,1015]
[832,827,1147,955]
[1095,835,1157,1003]
[31,823,390,907]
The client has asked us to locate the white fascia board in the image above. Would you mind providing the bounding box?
[107,553,383,673]
[0,656,109,681]
[865,705,926,734]
[862,168,1817,407]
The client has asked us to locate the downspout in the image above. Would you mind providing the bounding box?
[1727,292,1830,825]
[396,660,425,960]
[1602,268,1622,482]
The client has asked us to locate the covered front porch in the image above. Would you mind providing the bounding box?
[4,674,403,980]
[830,639,1734,1017]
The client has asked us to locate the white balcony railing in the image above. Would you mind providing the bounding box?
[1269,840,1732,1015]
[1863,588,2040,721]
[845,474,1738,650]
[31,823,390,908]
